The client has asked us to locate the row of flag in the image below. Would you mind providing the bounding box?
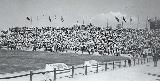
[26,15,64,23]
[27,15,133,24]
[115,16,132,23]
[115,16,155,23]
[26,15,154,26]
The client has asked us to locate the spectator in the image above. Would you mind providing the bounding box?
[0,24,158,57]
[153,54,159,67]
[128,59,131,67]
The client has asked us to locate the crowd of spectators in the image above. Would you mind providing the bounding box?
[0,23,159,56]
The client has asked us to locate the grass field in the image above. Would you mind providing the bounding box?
[0,49,129,74]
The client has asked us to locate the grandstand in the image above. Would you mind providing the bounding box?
[0,23,158,57]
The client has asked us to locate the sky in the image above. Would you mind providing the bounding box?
[0,0,160,30]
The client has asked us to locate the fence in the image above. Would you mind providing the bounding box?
[0,57,153,81]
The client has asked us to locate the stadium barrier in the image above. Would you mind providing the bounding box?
[0,57,153,81]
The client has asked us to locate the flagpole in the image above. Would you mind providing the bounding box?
[146,16,148,29]
[130,16,132,28]
[155,17,157,28]
[77,20,78,24]
[83,20,84,25]
[37,16,38,21]
[130,16,131,24]
[107,18,109,27]
[137,15,139,28]
[37,16,39,27]
[31,16,32,25]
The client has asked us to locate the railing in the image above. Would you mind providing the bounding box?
[0,57,153,81]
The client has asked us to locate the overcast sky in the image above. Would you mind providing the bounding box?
[0,0,160,29]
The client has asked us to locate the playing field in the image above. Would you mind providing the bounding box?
[0,49,128,74]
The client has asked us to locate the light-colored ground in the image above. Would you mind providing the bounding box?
[58,61,160,81]
[0,59,159,81]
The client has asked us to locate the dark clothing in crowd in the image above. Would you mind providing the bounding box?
[153,54,159,67]
[0,26,160,57]
[128,59,131,67]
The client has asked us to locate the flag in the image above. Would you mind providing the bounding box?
[115,16,119,22]
[89,23,92,26]
[123,16,126,22]
[26,17,30,20]
[61,16,64,22]
[49,16,51,22]
[26,17,32,23]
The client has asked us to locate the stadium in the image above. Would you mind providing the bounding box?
[0,0,160,81]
